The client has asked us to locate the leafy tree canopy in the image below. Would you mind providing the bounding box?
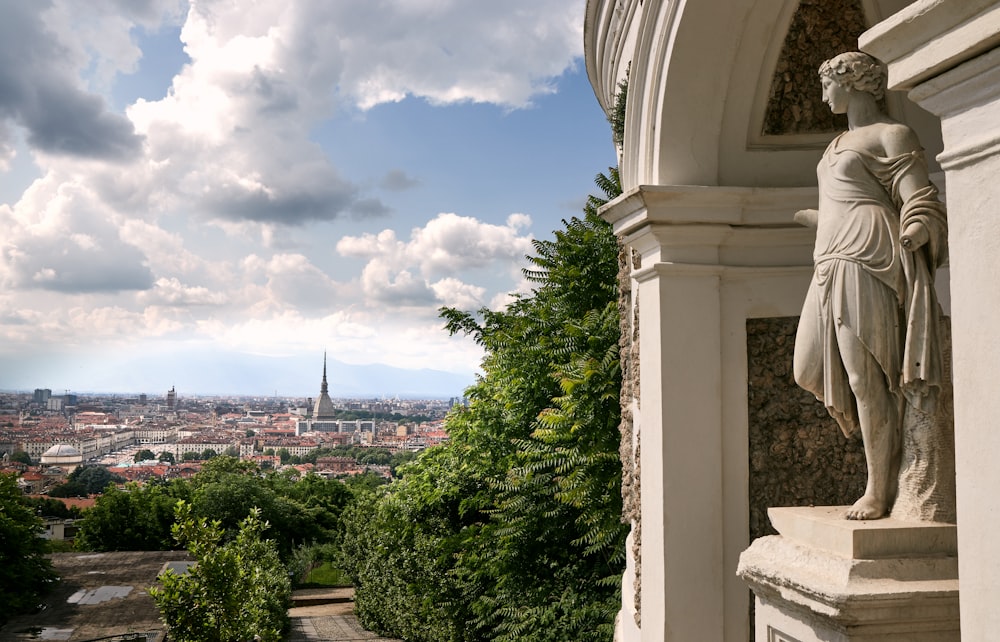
[151,502,291,642]
[49,466,124,497]
[341,168,627,642]
[135,449,156,462]
[0,473,57,625]
[75,456,353,563]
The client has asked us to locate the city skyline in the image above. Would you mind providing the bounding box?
[0,1,616,395]
[5,351,472,399]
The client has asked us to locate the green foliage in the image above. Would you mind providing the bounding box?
[150,501,291,642]
[135,449,156,462]
[23,496,83,519]
[75,457,353,564]
[340,168,627,641]
[339,470,478,642]
[288,542,351,587]
[608,66,629,149]
[181,451,200,461]
[76,482,182,551]
[10,450,32,465]
[158,451,176,464]
[342,470,389,492]
[48,466,124,497]
[303,562,351,587]
[0,473,57,625]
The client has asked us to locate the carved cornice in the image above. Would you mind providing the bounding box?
[599,185,817,274]
[861,0,1000,91]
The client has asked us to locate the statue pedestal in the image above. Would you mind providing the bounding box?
[738,507,959,642]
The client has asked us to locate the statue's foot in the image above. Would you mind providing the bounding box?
[845,495,888,520]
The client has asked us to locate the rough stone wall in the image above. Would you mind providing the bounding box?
[762,0,869,136]
[746,317,867,542]
[617,243,641,626]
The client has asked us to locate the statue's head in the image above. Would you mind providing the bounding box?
[819,52,887,101]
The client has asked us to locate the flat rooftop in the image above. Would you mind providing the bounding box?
[0,550,192,641]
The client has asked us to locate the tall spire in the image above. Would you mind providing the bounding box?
[313,351,336,420]
[320,351,329,394]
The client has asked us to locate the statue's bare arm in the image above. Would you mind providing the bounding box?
[794,208,819,228]
[883,124,931,251]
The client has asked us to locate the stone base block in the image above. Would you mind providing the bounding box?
[738,507,959,642]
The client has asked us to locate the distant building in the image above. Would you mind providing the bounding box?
[313,353,337,420]
[40,444,83,475]
[33,388,52,404]
[166,386,177,411]
[297,353,340,435]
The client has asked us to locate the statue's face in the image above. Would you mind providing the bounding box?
[821,76,850,114]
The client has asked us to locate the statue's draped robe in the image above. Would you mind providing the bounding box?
[797,133,948,438]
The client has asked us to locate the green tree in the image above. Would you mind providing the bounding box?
[342,168,627,642]
[24,496,83,519]
[76,482,183,551]
[158,451,176,464]
[135,449,156,462]
[9,451,32,465]
[0,473,57,625]
[185,457,332,561]
[49,466,124,497]
[201,449,218,460]
[151,501,291,642]
[181,451,200,461]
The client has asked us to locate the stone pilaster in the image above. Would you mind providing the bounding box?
[601,185,815,642]
[862,3,1000,636]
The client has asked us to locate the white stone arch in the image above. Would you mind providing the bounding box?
[589,0,938,190]
[584,2,952,641]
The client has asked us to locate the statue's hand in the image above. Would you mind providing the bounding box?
[794,209,819,228]
[901,221,930,251]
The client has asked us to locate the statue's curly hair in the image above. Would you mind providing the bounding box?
[819,52,887,101]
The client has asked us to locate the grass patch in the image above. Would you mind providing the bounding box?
[300,562,352,588]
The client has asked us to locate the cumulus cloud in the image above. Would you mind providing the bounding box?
[137,277,228,307]
[2,0,583,230]
[0,0,584,384]
[0,179,154,293]
[319,0,583,109]
[0,2,145,161]
[338,213,534,309]
[380,169,420,192]
[241,253,348,312]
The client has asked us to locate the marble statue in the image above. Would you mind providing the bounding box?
[793,52,948,520]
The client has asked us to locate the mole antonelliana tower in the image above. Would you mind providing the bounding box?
[312,352,337,421]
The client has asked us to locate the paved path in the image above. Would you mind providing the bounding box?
[287,589,401,642]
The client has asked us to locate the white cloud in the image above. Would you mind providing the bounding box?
[198,310,482,373]
[138,277,228,307]
[338,213,534,309]
[247,253,347,312]
[0,0,587,386]
[0,177,154,293]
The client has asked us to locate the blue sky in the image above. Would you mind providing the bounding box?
[0,0,617,397]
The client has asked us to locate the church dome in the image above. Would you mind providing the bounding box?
[42,444,81,458]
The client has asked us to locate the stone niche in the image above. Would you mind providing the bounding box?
[746,316,868,640]
[746,316,867,542]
